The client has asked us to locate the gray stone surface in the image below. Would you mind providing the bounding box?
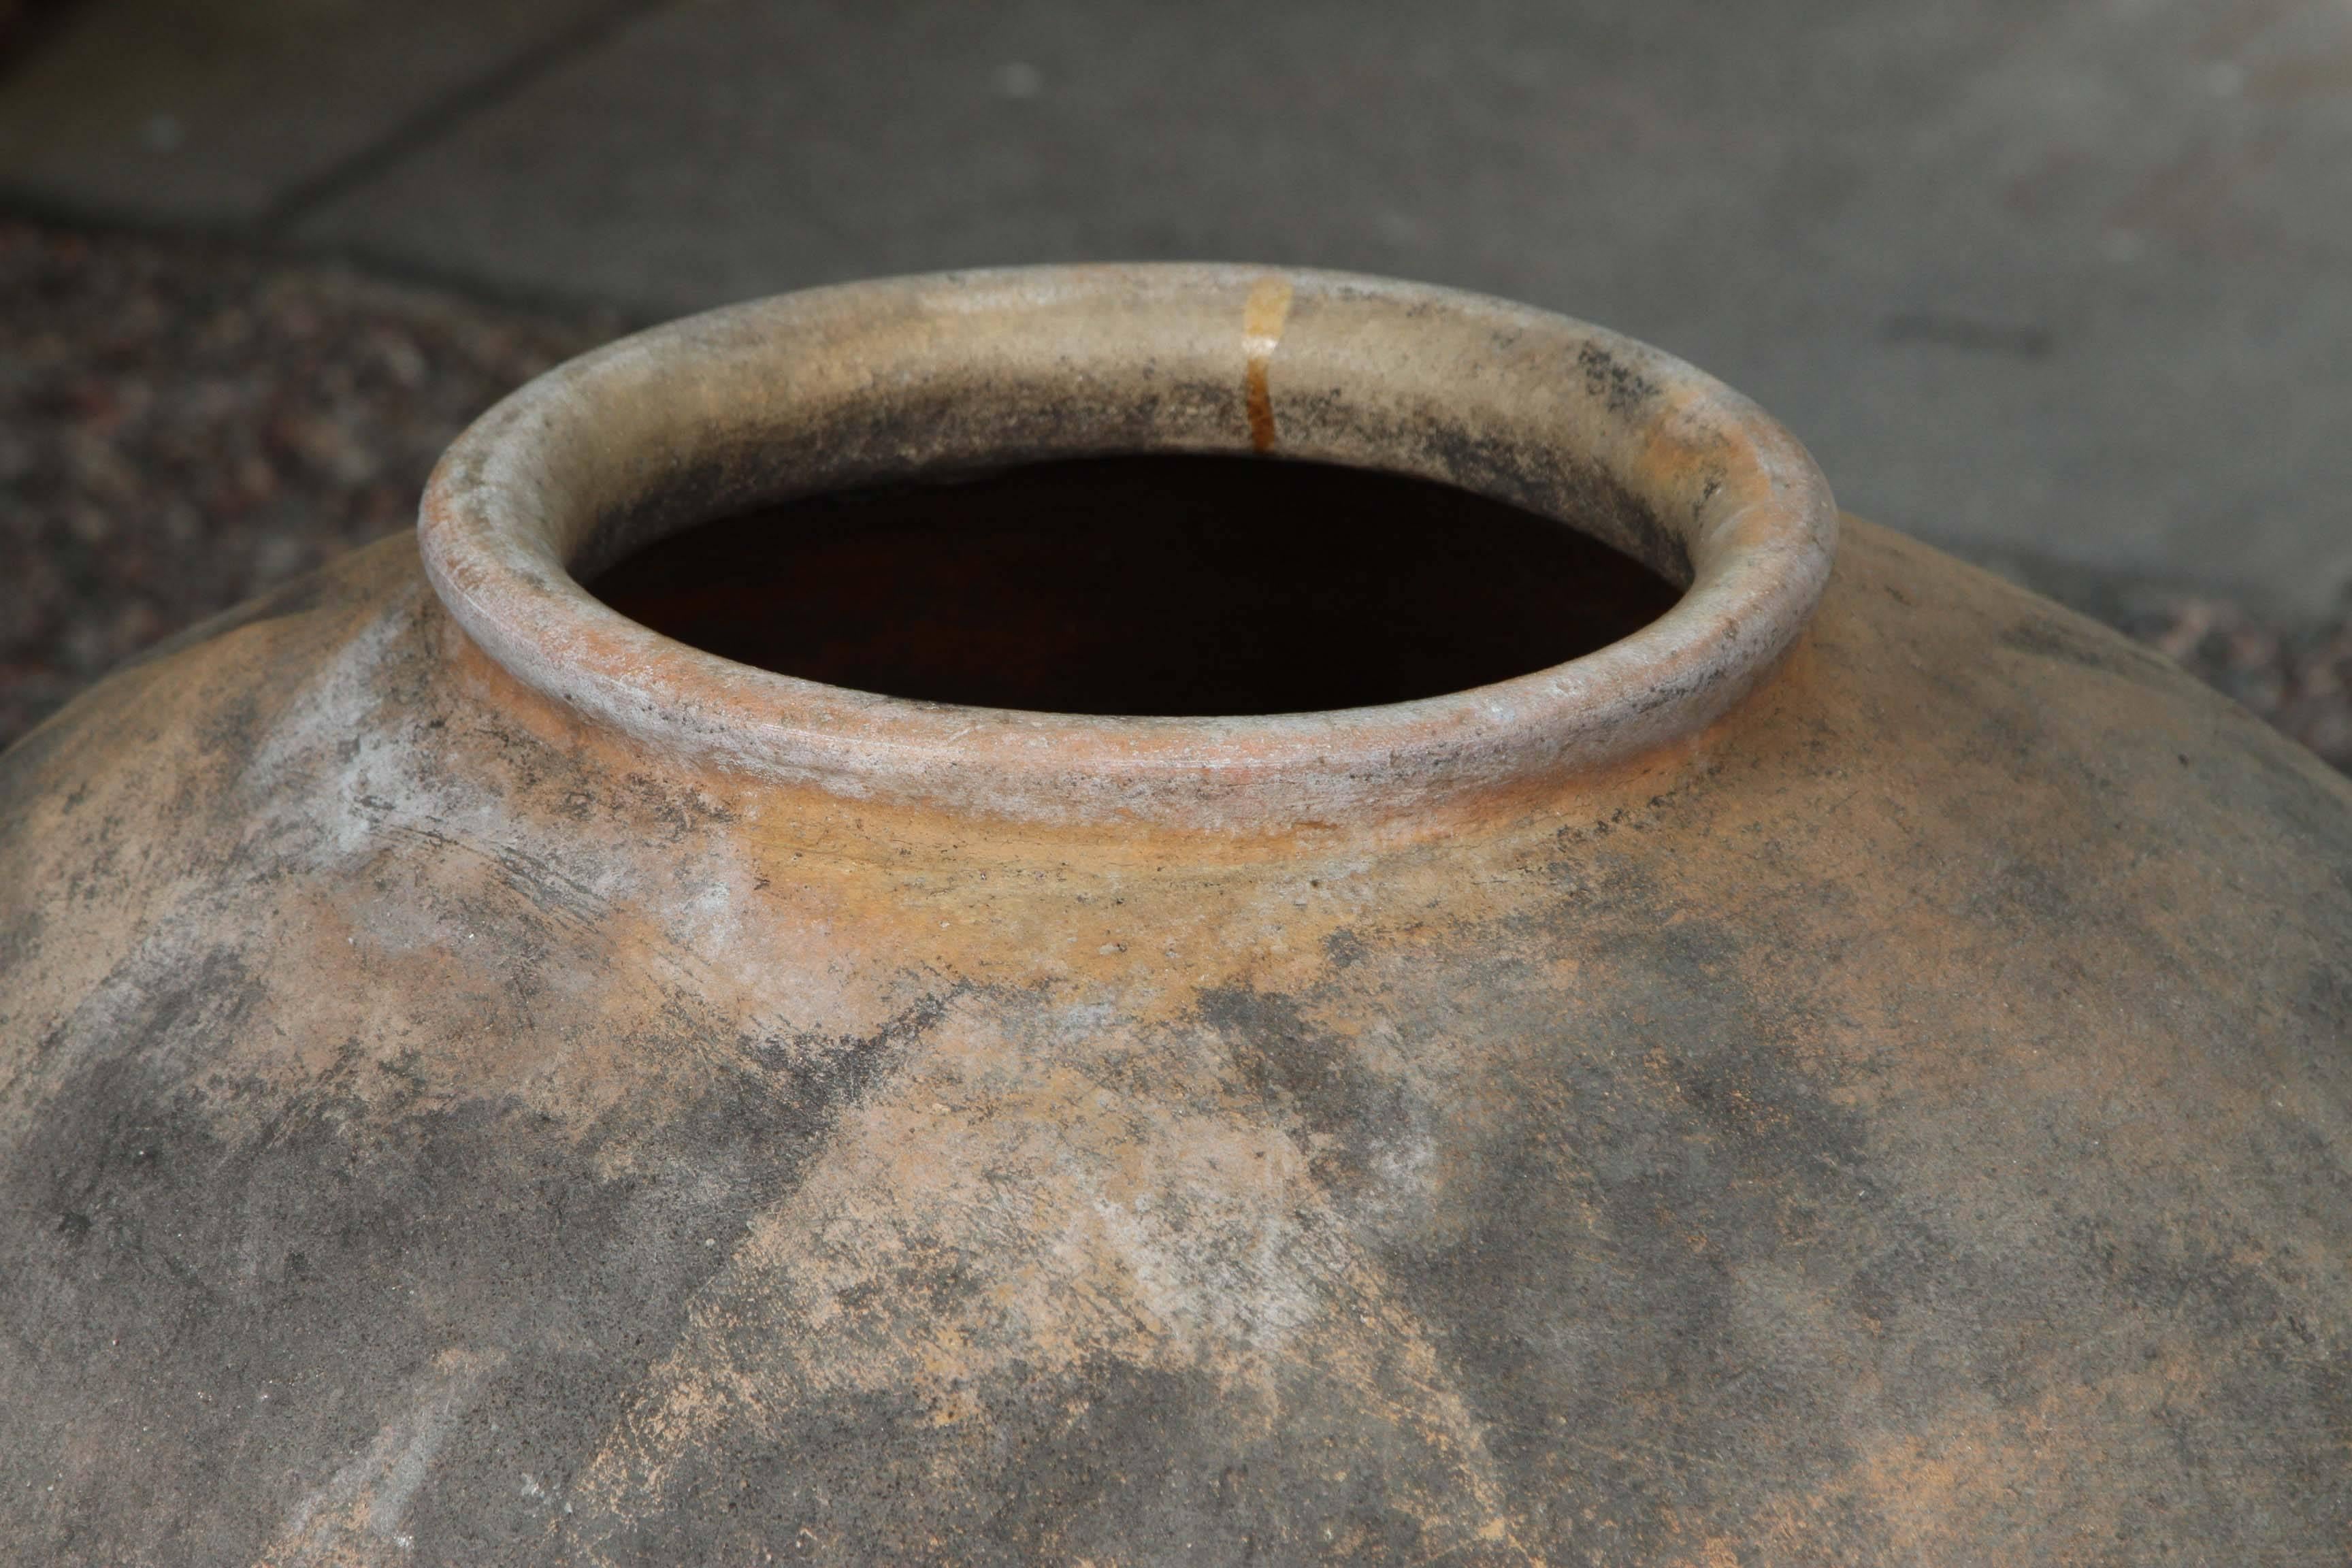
[0,0,632,224]
[4,0,2349,610]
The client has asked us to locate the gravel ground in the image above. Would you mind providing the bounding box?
[0,220,608,743]
[3,218,2347,775]
[2113,595,2352,773]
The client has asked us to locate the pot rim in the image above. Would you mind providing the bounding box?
[418,264,1836,830]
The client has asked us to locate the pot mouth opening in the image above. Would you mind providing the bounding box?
[419,265,1836,830]
[585,453,1684,719]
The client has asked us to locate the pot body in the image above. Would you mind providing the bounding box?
[3,513,2347,1565]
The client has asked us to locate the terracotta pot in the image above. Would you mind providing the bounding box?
[3,267,2347,1565]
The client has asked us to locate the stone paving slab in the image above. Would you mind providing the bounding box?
[0,0,631,225]
[292,0,2352,614]
[3,0,2348,612]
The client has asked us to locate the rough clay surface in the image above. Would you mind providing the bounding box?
[1,520,2349,1564]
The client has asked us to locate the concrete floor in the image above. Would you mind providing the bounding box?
[3,0,2347,612]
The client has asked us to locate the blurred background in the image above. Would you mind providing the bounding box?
[1,0,2347,764]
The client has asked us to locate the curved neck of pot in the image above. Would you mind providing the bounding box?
[419,265,1836,833]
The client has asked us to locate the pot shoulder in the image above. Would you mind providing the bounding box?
[1,522,2348,1565]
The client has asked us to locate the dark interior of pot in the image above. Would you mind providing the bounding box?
[587,455,1681,717]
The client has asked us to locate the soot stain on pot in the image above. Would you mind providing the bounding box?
[2044,1207,2352,1537]
[1322,927,1369,968]
[1437,728,2168,1554]
[24,951,263,1253]
[1575,342,1663,417]
[397,1032,971,1556]
[564,1352,1484,1567]
[1188,840,1907,1561]
[1198,985,1409,1194]
[0,602,970,1559]
[1357,945,1884,1561]
[2293,957,2352,1039]
[4,941,954,1563]
[748,987,962,1126]
[547,981,1533,1564]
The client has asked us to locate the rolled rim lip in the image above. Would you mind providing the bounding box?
[418,263,1837,831]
